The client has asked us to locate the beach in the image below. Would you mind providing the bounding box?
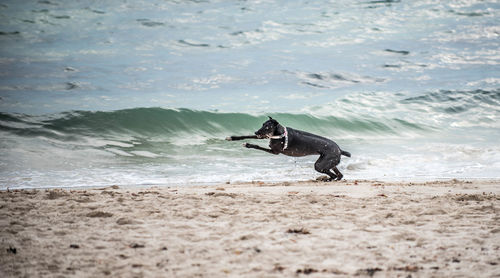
[1,179,499,277]
[1,2,499,277]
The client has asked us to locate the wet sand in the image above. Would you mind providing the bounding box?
[1,179,499,277]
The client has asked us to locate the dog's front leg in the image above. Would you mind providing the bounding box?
[243,143,279,155]
[226,135,259,141]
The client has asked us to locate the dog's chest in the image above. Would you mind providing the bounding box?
[269,139,285,151]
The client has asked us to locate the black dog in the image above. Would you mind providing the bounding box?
[226,117,351,181]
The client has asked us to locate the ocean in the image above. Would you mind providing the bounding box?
[0,0,499,189]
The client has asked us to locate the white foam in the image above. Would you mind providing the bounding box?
[130,151,161,158]
[105,148,134,157]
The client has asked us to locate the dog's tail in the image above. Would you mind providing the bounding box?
[341,150,351,157]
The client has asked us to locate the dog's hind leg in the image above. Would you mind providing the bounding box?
[314,154,338,181]
[320,169,337,181]
[332,166,343,181]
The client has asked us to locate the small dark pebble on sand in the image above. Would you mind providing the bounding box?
[287,228,310,234]
[296,268,318,275]
[130,243,145,248]
[69,244,80,249]
[357,267,382,277]
[7,246,17,254]
[86,211,113,218]
[273,265,285,272]
[393,265,419,272]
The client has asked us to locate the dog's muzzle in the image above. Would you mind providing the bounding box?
[254,132,268,139]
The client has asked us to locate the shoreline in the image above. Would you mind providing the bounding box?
[1,179,499,277]
[2,177,499,191]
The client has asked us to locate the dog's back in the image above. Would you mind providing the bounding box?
[280,127,341,157]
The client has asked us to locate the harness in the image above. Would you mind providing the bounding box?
[268,127,288,150]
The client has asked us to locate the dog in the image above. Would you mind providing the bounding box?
[226,117,351,181]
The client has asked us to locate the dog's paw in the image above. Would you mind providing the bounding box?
[225,136,233,141]
[315,175,331,182]
[242,143,250,148]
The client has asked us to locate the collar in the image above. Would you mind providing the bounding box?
[268,127,288,150]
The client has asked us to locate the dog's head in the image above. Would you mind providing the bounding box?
[255,116,280,138]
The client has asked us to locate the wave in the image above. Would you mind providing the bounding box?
[0,107,422,146]
[1,89,499,146]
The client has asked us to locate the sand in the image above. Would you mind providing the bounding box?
[1,179,499,277]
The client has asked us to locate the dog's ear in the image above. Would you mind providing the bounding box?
[268,116,273,120]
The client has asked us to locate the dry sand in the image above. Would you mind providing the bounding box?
[1,179,499,277]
